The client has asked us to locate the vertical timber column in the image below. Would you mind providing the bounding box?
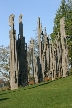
[51,43,54,80]
[9,14,18,90]
[56,35,60,77]
[41,23,44,80]
[19,14,23,37]
[58,33,61,77]
[51,41,54,80]
[38,17,41,55]
[38,17,42,64]
[25,43,28,85]
[35,63,38,83]
[19,14,28,86]
[60,17,67,77]
[49,40,53,79]
[47,36,50,79]
[53,47,56,80]
[31,40,35,82]
[43,27,47,78]
[37,17,43,82]
[46,36,49,78]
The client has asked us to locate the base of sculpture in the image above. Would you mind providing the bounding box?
[10,78,18,90]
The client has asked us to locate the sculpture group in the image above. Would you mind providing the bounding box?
[9,14,68,90]
[9,14,28,90]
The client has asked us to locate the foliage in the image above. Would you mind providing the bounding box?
[66,0,72,67]
[0,45,10,78]
[0,76,72,108]
[50,0,72,67]
[50,0,67,41]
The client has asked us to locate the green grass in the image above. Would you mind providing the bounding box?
[0,76,72,108]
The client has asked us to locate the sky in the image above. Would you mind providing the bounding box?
[0,0,63,47]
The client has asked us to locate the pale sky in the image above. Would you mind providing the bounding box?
[0,0,65,46]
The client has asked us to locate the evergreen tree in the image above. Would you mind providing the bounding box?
[66,0,72,67]
[50,0,67,41]
[50,0,72,67]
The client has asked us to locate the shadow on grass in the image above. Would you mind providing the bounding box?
[0,98,9,101]
[13,91,16,92]
[0,91,11,95]
[0,92,8,95]
[0,90,18,96]
[25,80,54,90]
[27,77,65,90]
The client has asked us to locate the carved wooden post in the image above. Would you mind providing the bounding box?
[17,14,28,86]
[19,14,23,37]
[49,40,53,80]
[57,32,62,77]
[41,31,45,80]
[60,17,68,77]
[37,17,43,82]
[9,14,18,90]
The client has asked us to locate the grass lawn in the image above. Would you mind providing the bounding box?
[0,76,72,108]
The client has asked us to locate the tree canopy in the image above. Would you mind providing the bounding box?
[50,0,72,67]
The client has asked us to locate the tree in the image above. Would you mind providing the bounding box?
[0,45,10,78]
[50,0,67,41]
[50,0,72,67]
[66,0,72,67]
